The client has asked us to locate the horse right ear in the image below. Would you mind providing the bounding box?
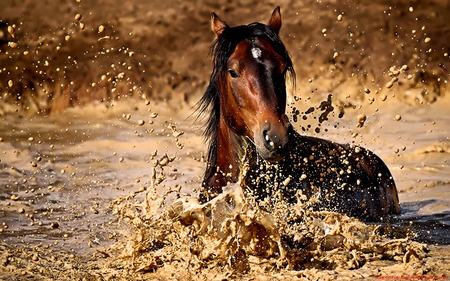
[268,6,282,34]
[211,12,229,36]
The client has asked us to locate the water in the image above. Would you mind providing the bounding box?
[0,97,449,279]
[0,102,203,253]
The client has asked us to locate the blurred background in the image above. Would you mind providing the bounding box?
[0,0,448,114]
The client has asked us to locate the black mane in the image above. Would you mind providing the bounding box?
[196,22,295,184]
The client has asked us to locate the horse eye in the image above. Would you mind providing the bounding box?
[228,69,239,78]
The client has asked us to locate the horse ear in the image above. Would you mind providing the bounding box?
[211,12,229,36]
[268,6,282,34]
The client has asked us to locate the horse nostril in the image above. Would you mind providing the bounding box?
[263,125,278,151]
[262,125,274,148]
[262,128,277,150]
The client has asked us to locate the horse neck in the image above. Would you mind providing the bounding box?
[204,115,249,189]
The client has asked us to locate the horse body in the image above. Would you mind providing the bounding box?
[245,131,400,221]
[198,7,400,222]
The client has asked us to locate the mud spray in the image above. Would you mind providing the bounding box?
[1,0,450,280]
[104,108,430,280]
[111,175,426,279]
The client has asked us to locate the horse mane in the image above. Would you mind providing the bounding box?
[196,22,296,184]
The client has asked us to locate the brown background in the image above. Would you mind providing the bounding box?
[0,0,448,114]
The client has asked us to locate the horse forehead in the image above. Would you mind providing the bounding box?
[251,47,262,59]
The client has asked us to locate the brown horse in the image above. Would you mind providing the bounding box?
[197,7,400,222]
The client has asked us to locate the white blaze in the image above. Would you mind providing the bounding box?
[251,47,262,59]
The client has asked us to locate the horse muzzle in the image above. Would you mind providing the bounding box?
[255,122,291,162]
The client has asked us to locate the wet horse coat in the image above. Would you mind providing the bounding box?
[197,7,400,221]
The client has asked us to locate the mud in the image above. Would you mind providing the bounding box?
[0,96,449,280]
[1,0,450,280]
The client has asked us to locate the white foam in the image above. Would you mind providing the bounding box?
[251,47,262,59]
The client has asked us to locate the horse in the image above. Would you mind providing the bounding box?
[196,7,400,222]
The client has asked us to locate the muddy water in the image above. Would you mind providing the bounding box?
[300,95,450,246]
[0,101,204,254]
[1,96,449,279]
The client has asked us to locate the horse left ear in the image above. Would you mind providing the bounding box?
[268,6,282,34]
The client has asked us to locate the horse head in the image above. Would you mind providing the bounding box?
[211,7,294,161]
